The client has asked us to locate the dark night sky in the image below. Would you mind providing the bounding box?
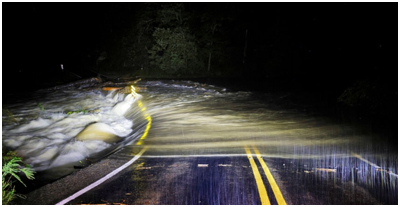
[2,2,398,90]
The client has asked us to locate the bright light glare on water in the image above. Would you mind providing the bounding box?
[2,79,397,203]
[134,80,397,203]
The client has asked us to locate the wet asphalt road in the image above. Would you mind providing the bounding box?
[68,155,264,205]
[61,145,389,205]
[10,80,397,205]
[14,124,397,205]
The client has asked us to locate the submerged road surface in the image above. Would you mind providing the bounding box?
[7,80,397,205]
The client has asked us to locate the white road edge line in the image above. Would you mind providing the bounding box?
[352,152,398,177]
[56,147,148,205]
[142,154,246,158]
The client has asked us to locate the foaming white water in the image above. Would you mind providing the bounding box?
[50,140,112,168]
[10,118,53,133]
[3,86,142,171]
[3,79,397,203]
[112,94,137,116]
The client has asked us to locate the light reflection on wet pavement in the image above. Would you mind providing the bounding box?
[70,156,263,205]
[67,80,397,205]
[8,80,397,205]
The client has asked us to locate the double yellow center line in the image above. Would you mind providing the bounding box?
[245,146,286,205]
[136,100,152,146]
[132,91,284,205]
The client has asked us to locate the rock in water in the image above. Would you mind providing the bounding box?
[76,123,121,143]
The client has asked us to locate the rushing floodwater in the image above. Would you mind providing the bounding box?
[2,79,397,203]
[2,80,147,172]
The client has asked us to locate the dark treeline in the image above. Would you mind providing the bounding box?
[4,2,396,81]
[67,3,254,77]
[3,2,397,134]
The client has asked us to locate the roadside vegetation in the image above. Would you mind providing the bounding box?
[2,108,19,124]
[38,103,44,111]
[2,151,35,204]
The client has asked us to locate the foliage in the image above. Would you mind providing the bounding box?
[38,103,44,111]
[188,3,241,76]
[94,3,246,77]
[2,151,35,204]
[149,27,204,75]
[2,179,16,205]
[2,108,18,124]
[145,3,202,76]
[157,3,187,27]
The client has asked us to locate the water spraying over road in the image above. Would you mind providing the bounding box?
[133,80,397,204]
[3,79,397,204]
[3,82,146,172]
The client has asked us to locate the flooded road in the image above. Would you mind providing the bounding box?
[4,79,397,205]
